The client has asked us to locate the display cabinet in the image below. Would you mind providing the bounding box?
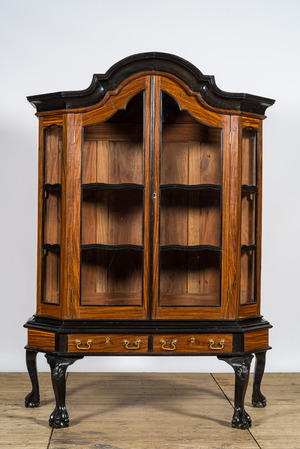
[24,53,274,429]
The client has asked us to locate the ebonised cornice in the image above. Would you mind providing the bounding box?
[27,52,275,115]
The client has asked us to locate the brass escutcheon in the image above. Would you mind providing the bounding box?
[160,339,178,351]
[75,338,93,350]
[208,339,225,350]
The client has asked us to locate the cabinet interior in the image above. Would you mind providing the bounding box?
[159,93,222,307]
[39,86,263,313]
[240,128,257,305]
[81,93,144,306]
[42,126,62,304]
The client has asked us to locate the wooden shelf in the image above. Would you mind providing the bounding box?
[160,184,221,191]
[81,292,142,306]
[160,292,220,307]
[81,247,143,306]
[81,244,143,251]
[160,189,221,246]
[82,182,144,190]
[81,188,143,246]
[160,245,221,252]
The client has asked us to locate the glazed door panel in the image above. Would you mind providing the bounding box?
[152,76,230,320]
[77,76,151,319]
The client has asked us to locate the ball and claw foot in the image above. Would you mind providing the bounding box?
[25,391,40,408]
[252,391,267,408]
[49,406,70,428]
[232,407,252,429]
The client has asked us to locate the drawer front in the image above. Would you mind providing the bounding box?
[68,334,148,353]
[153,334,233,353]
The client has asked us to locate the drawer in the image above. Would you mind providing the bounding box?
[153,334,233,353]
[68,334,148,353]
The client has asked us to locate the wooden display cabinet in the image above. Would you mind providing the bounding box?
[24,53,274,429]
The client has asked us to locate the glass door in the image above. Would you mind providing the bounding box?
[240,127,258,305]
[41,125,62,304]
[80,90,149,316]
[153,84,226,319]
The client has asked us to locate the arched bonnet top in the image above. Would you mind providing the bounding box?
[27,52,275,115]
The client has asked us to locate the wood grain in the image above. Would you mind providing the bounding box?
[223,115,241,320]
[214,373,300,449]
[36,119,44,315]
[153,334,232,353]
[160,76,223,127]
[153,76,226,319]
[81,249,143,306]
[32,70,267,326]
[82,139,143,184]
[42,249,60,304]
[159,250,220,306]
[244,329,269,352]
[241,191,255,246]
[160,190,221,246]
[152,75,161,319]
[255,120,263,317]
[4,373,299,449]
[44,126,62,185]
[81,189,143,245]
[82,76,147,126]
[240,249,255,304]
[43,191,61,245]
[43,114,63,126]
[27,329,55,351]
[60,113,82,319]
[68,334,148,353]
[241,127,256,186]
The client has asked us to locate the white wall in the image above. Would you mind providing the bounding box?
[1,0,299,373]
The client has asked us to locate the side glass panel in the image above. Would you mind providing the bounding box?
[42,125,62,304]
[159,92,222,307]
[81,93,144,306]
[240,127,257,305]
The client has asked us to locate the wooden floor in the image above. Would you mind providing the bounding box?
[1,372,300,449]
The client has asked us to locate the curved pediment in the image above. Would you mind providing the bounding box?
[27,52,275,114]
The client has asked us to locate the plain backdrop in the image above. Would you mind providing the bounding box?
[0,0,299,374]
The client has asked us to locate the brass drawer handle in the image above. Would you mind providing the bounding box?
[123,339,142,350]
[208,339,225,350]
[75,338,93,350]
[160,339,178,351]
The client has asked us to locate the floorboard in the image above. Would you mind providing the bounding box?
[1,372,299,449]
[214,372,300,449]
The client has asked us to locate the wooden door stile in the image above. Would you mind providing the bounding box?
[152,75,161,319]
[60,113,82,319]
[223,116,242,320]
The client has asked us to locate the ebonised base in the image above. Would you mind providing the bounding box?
[219,354,253,429]
[25,350,267,429]
[25,350,40,408]
[45,354,82,428]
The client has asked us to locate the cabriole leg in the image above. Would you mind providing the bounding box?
[25,349,40,407]
[46,354,82,428]
[252,351,267,407]
[219,354,253,429]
